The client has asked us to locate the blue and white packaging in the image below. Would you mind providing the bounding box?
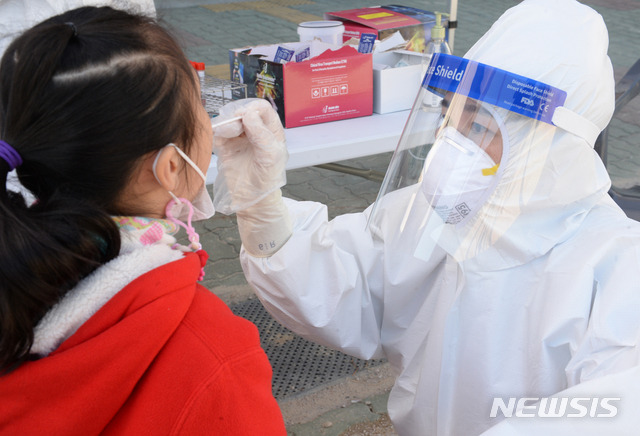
[274,46,295,63]
[358,33,377,54]
[294,45,311,62]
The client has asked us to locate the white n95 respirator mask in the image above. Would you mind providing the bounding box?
[421,126,499,225]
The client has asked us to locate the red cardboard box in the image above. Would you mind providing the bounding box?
[324,5,448,54]
[229,45,372,128]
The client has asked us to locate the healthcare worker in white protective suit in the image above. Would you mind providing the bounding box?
[212,0,640,434]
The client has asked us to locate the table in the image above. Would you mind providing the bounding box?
[206,110,412,185]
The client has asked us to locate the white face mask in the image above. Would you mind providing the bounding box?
[169,183,215,222]
[153,143,215,250]
[421,126,499,225]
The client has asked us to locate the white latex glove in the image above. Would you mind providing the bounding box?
[212,98,292,257]
[236,190,292,257]
[212,98,288,214]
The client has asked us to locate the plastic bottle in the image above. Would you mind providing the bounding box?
[189,60,207,107]
[422,12,451,111]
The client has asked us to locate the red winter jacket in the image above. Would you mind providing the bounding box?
[0,251,286,435]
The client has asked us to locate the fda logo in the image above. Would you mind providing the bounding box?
[520,96,535,106]
[490,397,620,418]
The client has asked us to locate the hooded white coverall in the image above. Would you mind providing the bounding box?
[0,0,156,56]
[237,0,640,434]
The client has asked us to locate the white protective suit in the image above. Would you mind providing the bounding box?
[238,0,640,435]
[0,0,155,56]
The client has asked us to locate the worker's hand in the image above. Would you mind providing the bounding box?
[212,98,288,215]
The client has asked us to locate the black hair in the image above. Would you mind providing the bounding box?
[0,6,200,372]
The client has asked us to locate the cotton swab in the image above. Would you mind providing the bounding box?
[211,115,242,129]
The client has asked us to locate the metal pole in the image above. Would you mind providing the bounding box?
[449,0,458,52]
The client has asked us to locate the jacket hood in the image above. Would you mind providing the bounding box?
[0,250,204,435]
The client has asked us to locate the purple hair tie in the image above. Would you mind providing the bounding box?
[0,140,23,171]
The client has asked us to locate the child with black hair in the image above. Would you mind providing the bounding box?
[0,6,285,435]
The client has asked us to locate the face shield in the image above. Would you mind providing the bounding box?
[368,53,595,262]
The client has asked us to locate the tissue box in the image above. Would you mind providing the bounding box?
[324,5,448,54]
[229,44,372,128]
[373,50,424,113]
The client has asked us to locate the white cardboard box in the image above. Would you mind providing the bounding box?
[373,50,424,114]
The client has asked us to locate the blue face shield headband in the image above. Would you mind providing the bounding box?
[424,53,601,146]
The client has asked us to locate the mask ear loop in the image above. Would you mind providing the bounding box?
[153,145,203,251]
[165,198,207,281]
[165,196,202,251]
